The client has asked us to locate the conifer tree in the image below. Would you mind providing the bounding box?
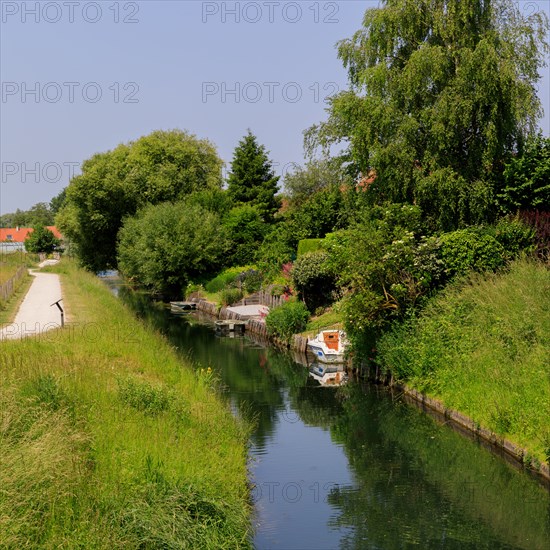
[227,130,280,222]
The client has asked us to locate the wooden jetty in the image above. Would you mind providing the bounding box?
[215,319,246,335]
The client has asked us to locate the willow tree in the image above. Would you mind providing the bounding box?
[57,130,223,271]
[306,0,549,230]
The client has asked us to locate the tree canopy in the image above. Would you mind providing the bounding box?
[306,0,549,231]
[117,201,229,297]
[24,225,60,254]
[0,203,55,228]
[227,130,280,222]
[500,134,550,212]
[57,129,223,271]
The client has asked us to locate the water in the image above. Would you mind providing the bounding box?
[107,281,550,549]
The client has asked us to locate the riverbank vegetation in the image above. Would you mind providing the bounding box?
[0,260,251,548]
[50,0,549,464]
[378,260,550,463]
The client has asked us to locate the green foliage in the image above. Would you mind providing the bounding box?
[265,300,310,343]
[59,129,223,271]
[185,188,232,215]
[49,188,67,215]
[284,158,348,207]
[222,205,267,265]
[256,224,296,279]
[220,288,244,306]
[297,239,324,257]
[1,202,55,228]
[377,259,550,462]
[117,201,229,297]
[291,251,337,312]
[285,185,347,243]
[500,134,550,212]
[306,0,549,230]
[227,130,281,222]
[205,268,242,293]
[325,204,443,353]
[24,225,60,253]
[439,229,506,278]
[488,217,535,259]
[415,169,494,232]
[235,268,263,293]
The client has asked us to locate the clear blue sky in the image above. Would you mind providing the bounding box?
[1,0,549,214]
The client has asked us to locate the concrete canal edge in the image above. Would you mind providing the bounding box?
[392,383,550,486]
[194,298,310,353]
[193,298,549,486]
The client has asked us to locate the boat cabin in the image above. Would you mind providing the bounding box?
[321,330,341,350]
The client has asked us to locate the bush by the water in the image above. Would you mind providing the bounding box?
[265,300,309,343]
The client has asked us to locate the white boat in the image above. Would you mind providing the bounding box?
[307,330,347,363]
[309,363,347,386]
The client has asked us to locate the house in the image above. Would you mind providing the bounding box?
[0,226,62,243]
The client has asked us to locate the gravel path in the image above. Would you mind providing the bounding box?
[0,262,64,341]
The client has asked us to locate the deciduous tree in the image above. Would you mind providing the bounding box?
[306,0,549,230]
[57,130,223,271]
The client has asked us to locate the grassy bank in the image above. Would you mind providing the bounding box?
[378,259,550,464]
[0,260,251,548]
[0,252,35,320]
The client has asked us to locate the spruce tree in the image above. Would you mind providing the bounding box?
[227,130,280,222]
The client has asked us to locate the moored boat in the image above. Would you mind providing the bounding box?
[307,329,347,363]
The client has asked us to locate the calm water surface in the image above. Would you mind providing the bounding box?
[107,281,549,549]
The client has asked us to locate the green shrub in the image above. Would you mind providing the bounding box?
[185,282,204,298]
[291,251,336,312]
[439,229,505,278]
[500,134,550,213]
[204,266,257,293]
[220,288,243,306]
[205,270,240,293]
[265,300,309,342]
[488,217,535,259]
[270,284,285,297]
[235,268,263,293]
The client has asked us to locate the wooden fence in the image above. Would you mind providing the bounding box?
[0,265,27,303]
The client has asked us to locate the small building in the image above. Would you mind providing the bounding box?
[0,226,62,242]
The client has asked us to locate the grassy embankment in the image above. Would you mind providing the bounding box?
[0,260,251,548]
[0,252,36,322]
[378,259,550,464]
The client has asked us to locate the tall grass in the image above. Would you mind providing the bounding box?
[378,259,550,463]
[0,252,34,319]
[0,260,251,548]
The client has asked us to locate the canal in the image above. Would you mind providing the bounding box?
[107,280,549,549]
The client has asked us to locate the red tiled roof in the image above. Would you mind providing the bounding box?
[0,226,62,243]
